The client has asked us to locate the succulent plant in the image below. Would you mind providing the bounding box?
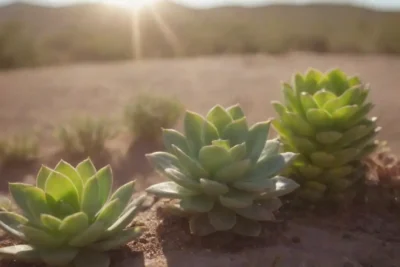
[145,104,299,236]
[0,158,146,267]
[272,68,380,203]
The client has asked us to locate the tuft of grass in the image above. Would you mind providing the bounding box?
[56,116,116,156]
[0,134,39,165]
[124,93,184,140]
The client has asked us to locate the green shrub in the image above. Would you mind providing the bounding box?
[0,158,146,267]
[145,104,299,236]
[124,93,184,140]
[272,68,380,204]
[56,117,115,156]
[0,134,39,165]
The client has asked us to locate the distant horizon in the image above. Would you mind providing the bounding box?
[1,0,400,10]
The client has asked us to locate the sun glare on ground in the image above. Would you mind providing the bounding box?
[102,0,159,9]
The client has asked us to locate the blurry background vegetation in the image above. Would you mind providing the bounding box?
[0,1,399,69]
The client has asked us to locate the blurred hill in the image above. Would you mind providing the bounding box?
[0,1,399,69]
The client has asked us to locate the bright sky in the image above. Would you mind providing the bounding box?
[0,0,399,10]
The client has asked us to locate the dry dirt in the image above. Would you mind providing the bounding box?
[1,52,400,267]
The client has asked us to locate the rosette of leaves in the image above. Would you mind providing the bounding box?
[145,104,299,236]
[0,158,146,267]
[272,68,380,203]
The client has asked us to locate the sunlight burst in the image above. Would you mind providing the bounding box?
[102,0,159,9]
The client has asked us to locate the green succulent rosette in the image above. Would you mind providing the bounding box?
[145,104,299,237]
[272,68,380,203]
[0,158,145,267]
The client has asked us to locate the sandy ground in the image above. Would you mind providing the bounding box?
[1,52,400,153]
[1,52,400,267]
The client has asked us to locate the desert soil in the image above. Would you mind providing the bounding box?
[0,52,400,267]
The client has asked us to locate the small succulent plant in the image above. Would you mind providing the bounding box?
[272,68,380,203]
[145,104,299,236]
[0,158,145,267]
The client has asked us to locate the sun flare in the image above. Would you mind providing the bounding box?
[102,0,159,9]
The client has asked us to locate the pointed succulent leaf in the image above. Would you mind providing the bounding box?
[291,136,318,154]
[206,105,233,135]
[54,160,84,197]
[329,178,352,192]
[199,178,229,196]
[96,199,122,228]
[184,111,206,157]
[109,181,135,212]
[164,168,201,191]
[90,226,144,251]
[258,176,299,199]
[189,214,217,236]
[106,195,145,234]
[208,204,236,231]
[0,245,41,262]
[300,92,318,111]
[324,69,350,95]
[95,166,113,206]
[146,181,199,199]
[312,89,336,107]
[162,129,191,155]
[222,117,249,146]
[40,247,78,266]
[258,139,281,162]
[310,152,336,168]
[282,112,315,137]
[272,101,287,117]
[282,82,302,113]
[40,214,62,231]
[36,165,52,190]
[336,86,362,105]
[21,225,65,247]
[173,145,208,178]
[297,164,323,179]
[233,177,274,192]
[81,175,102,220]
[0,211,27,240]
[272,119,291,139]
[59,212,89,237]
[198,145,232,174]
[219,190,254,209]
[234,202,275,221]
[306,108,333,128]
[180,195,214,213]
[202,120,220,146]
[68,221,106,247]
[232,216,261,237]
[226,104,245,120]
[229,143,247,161]
[73,250,110,267]
[316,131,343,144]
[214,159,251,182]
[251,152,297,180]
[9,183,49,223]
[45,171,80,211]
[304,181,327,193]
[337,124,374,147]
[333,148,360,165]
[246,121,271,163]
[212,139,230,149]
[76,158,96,184]
[331,105,359,121]
[341,103,374,128]
[146,152,181,173]
[325,165,353,179]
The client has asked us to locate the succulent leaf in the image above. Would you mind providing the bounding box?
[206,105,233,135]
[146,181,199,198]
[40,247,78,266]
[208,204,236,231]
[189,214,217,236]
[76,158,97,184]
[199,178,229,196]
[198,145,232,174]
[246,121,271,163]
[162,129,191,155]
[184,111,206,157]
[222,117,249,146]
[45,171,80,212]
[54,160,84,198]
[36,165,52,190]
[180,195,214,213]
[73,250,110,267]
[95,166,113,207]
[90,226,144,251]
[226,104,245,120]
[0,245,41,262]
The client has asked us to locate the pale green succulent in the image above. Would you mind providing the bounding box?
[0,158,146,267]
[145,104,299,237]
[272,68,380,203]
